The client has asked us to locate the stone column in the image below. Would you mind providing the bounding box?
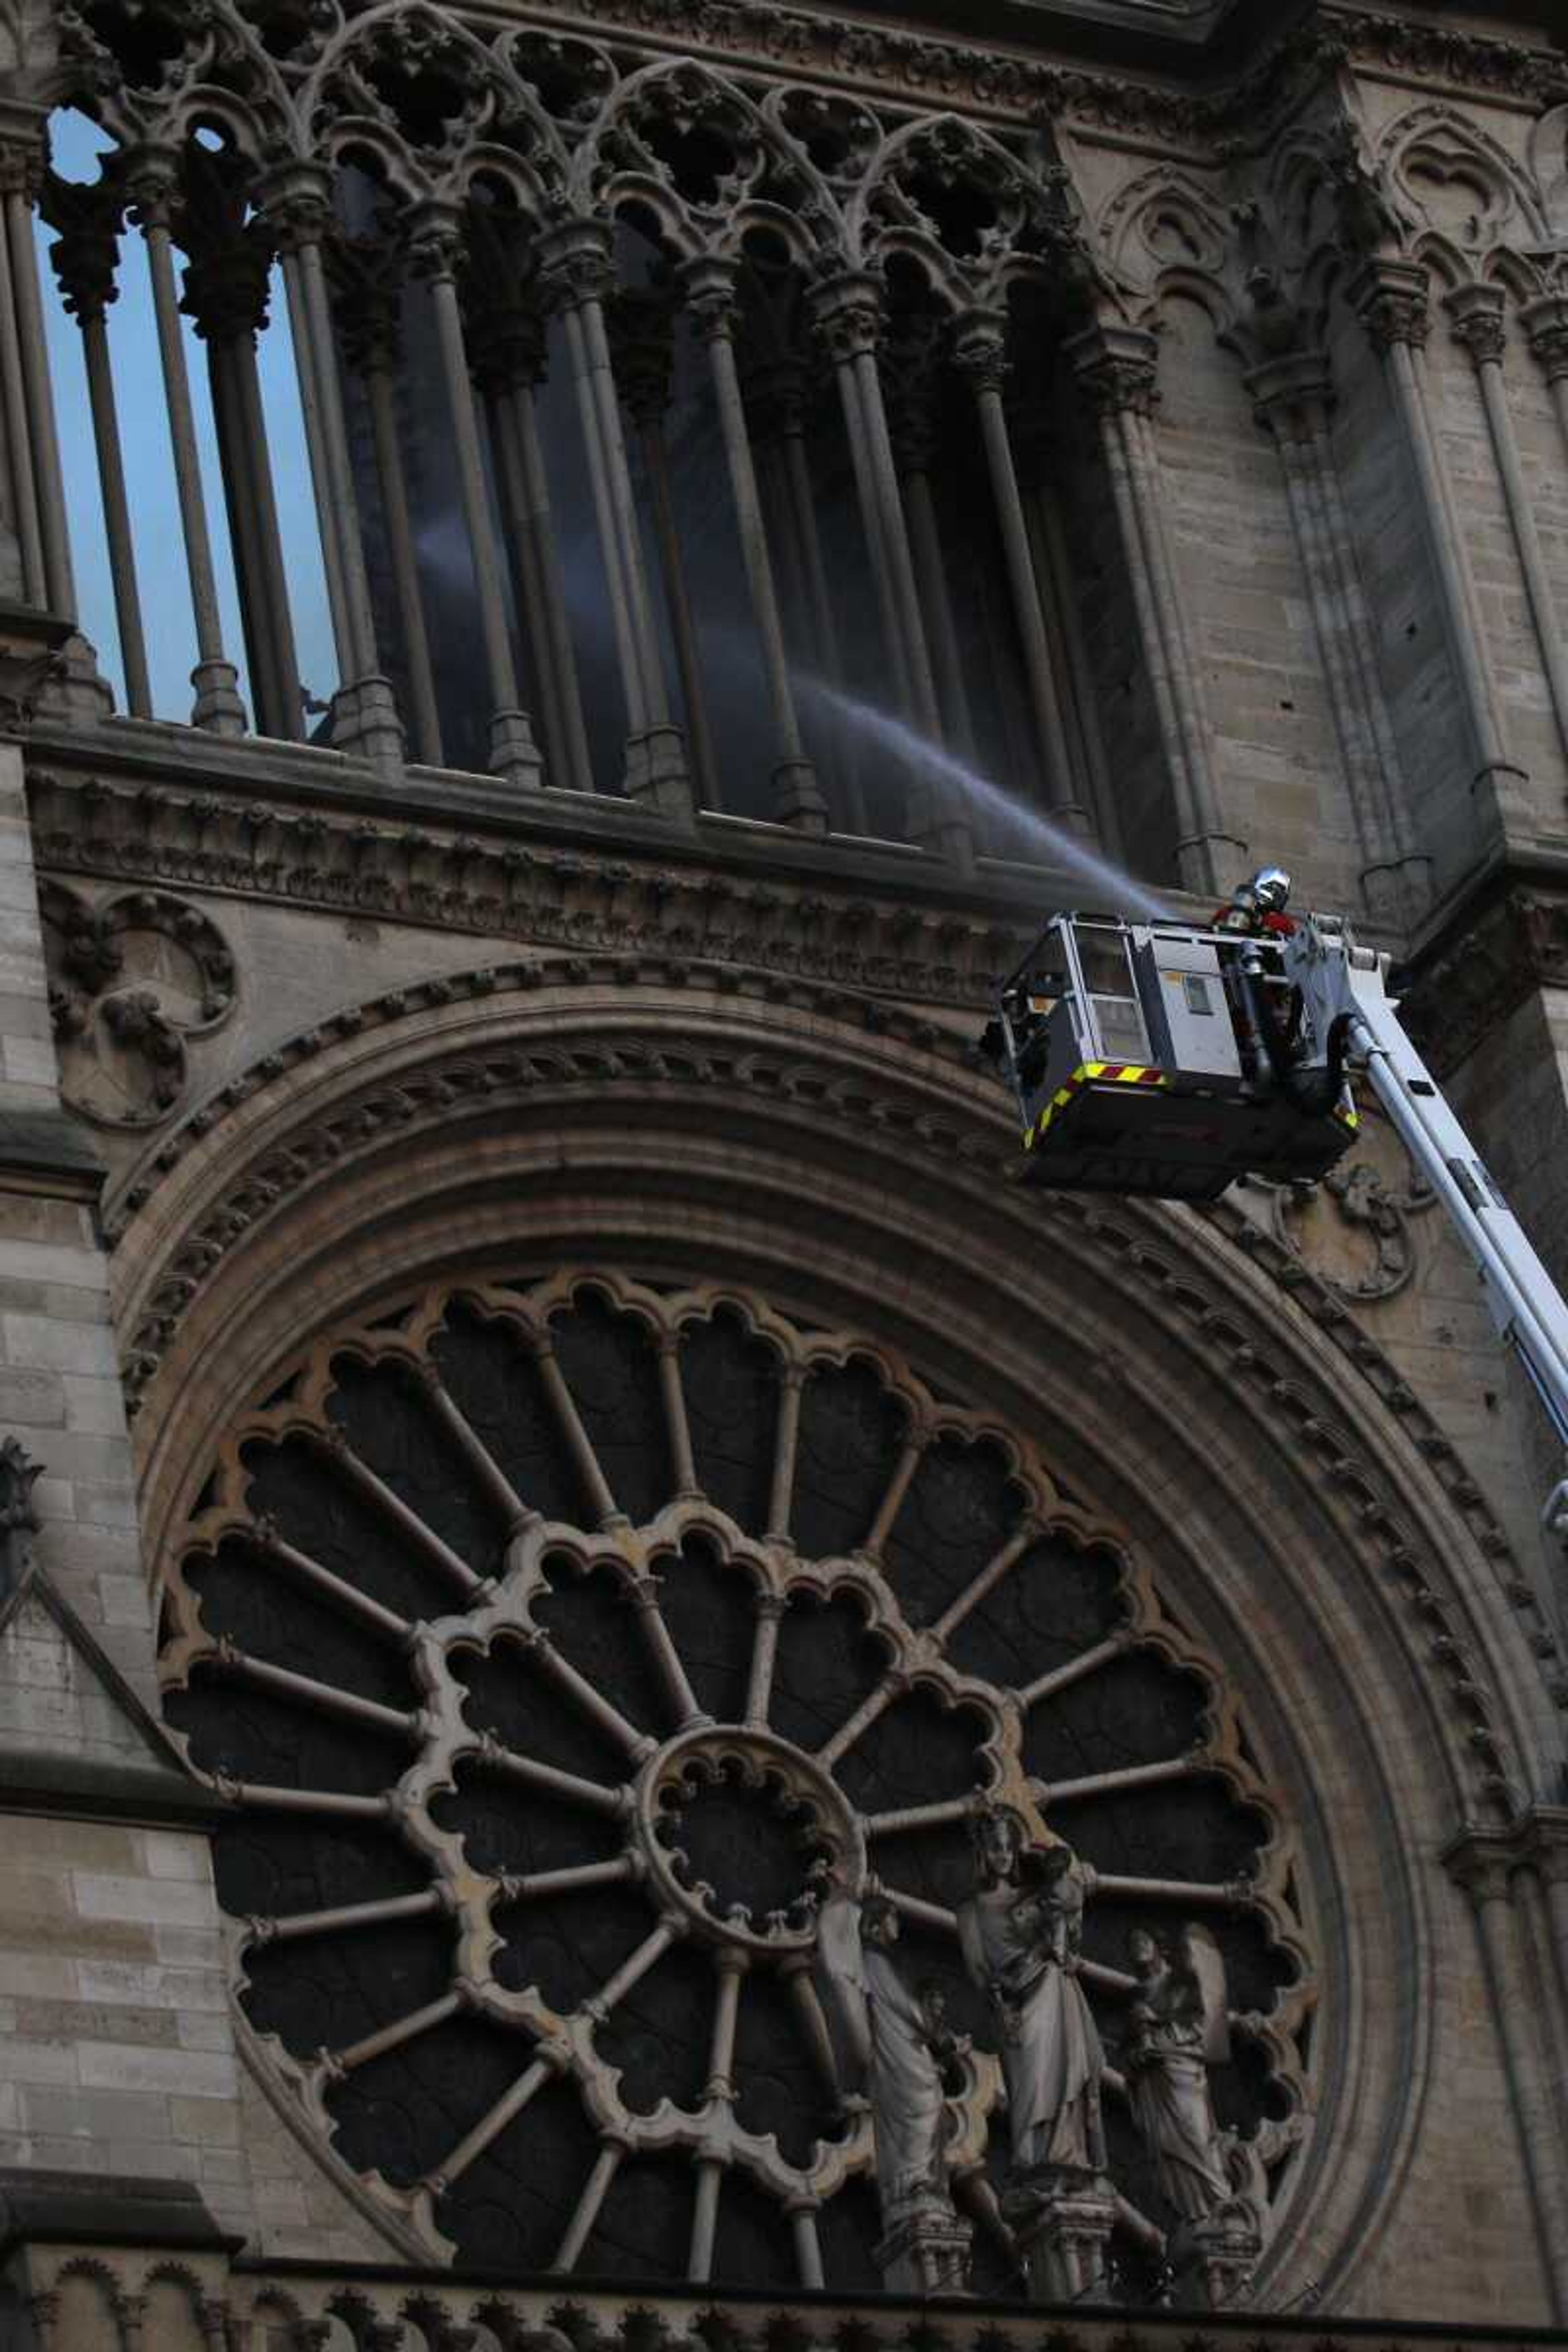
[1247,348,1423,914]
[256,162,403,771]
[884,330,976,767]
[1522,291,1568,459]
[1447,281,1568,771]
[1067,322,1240,895]
[612,290,721,812]
[477,290,595,800]
[0,126,74,622]
[41,175,152,718]
[953,306,1090,836]
[334,253,444,771]
[122,147,247,735]
[1446,1827,1568,2319]
[539,220,691,821]
[753,353,866,833]
[0,137,45,603]
[684,256,826,835]
[1349,258,1523,849]
[810,272,968,862]
[180,190,305,743]
[407,202,537,789]
[1022,453,1122,861]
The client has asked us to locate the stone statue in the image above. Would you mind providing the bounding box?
[815,1884,971,2291]
[816,1886,952,2219]
[956,1807,1105,2176]
[1124,1924,1232,2220]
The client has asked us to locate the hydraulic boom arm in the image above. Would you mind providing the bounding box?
[1282,918,1568,1524]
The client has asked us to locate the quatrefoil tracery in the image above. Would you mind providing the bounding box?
[158,1269,1313,2284]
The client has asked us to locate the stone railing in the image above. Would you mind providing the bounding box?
[8,2252,1562,2352]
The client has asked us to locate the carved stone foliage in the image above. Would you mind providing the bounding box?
[1246,1104,1435,1306]
[40,880,236,1129]
[28,766,1020,1025]
[158,1270,1312,2286]
[52,0,1566,159]
[1401,889,1568,1080]
[0,1433,43,1605]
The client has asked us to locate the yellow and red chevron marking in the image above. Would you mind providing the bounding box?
[1024,1061,1169,1148]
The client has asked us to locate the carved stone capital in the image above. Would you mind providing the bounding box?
[253,160,336,255]
[1245,349,1336,445]
[1348,258,1430,353]
[120,142,183,231]
[40,172,122,325]
[808,270,885,365]
[1520,293,1568,385]
[743,355,811,445]
[536,217,616,316]
[1064,321,1161,419]
[180,224,274,346]
[681,254,742,345]
[1445,1825,1520,1908]
[405,200,465,288]
[949,305,1010,399]
[1446,282,1507,370]
[465,292,548,399]
[0,134,44,202]
[334,267,405,381]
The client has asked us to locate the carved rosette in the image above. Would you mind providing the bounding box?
[158,1270,1313,2288]
[40,883,236,1129]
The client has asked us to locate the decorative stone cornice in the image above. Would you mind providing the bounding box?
[1444,1805,1568,1906]
[373,2,1565,143]
[24,764,1026,1022]
[1400,887,1568,1078]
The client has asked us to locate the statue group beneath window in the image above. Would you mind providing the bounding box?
[813,1801,1264,2310]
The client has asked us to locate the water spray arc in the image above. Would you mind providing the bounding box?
[796,675,1171,920]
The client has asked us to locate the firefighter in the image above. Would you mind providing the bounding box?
[1214,864,1294,938]
[1213,867,1295,1086]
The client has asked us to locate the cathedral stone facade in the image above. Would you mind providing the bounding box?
[0,0,1567,2342]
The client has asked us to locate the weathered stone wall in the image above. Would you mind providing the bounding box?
[0,0,1567,2333]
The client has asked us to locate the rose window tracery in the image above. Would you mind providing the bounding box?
[158,1272,1313,2292]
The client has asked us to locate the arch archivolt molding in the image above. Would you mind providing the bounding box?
[115,958,1565,2304]
[164,1265,1310,2267]
[114,952,1551,1785]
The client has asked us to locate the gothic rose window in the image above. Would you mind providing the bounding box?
[158,1272,1312,2291]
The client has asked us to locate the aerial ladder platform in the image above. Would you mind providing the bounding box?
[983,868,1568,1523]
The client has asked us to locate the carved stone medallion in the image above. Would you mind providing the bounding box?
[40,882,236,1129]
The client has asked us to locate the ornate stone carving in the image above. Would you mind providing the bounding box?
[1400,889,1568,1078]
[28,767,1022,1022]
[0,1432,42,1603]
[1251,1106,1436,1306]
[39,881,236,1129]
[815,1885,972,2292]
[1349,258,1430,352]
[959,1810,1105,2176]
[1123,1924,1264,2307]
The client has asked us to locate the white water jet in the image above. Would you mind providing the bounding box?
[799,674,1173,923]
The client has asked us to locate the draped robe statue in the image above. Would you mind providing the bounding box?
[815,1888,953,2227]
[1123,1924,1232,2221]
[957,1811,1105,2175]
